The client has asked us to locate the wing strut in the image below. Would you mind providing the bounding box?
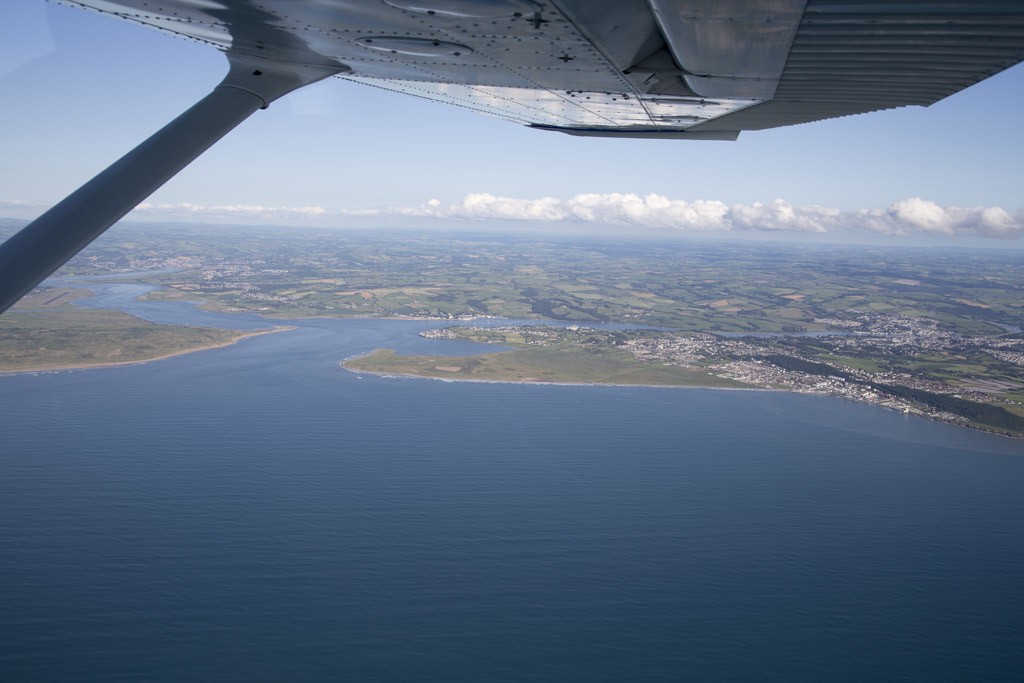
[0,55,339,315]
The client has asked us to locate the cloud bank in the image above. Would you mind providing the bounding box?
[348,193,1023,239]
[4,196,1020,240]
[133,202,327,220]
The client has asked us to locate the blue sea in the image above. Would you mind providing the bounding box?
[1,282,1022,682]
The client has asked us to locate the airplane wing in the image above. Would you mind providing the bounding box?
[1,0,1023,314]
[65,0,1024,139]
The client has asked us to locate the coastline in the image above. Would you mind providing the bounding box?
[0,325,295,375]
[340,352,1023,440]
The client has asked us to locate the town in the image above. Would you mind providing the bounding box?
[418,312,1024,436]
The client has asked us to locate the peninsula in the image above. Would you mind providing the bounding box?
[345,324,1024,438]
[0,286,291,373]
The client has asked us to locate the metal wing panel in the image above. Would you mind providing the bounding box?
[337,78,612,126]
[688,0,1024,132]
[62,0,1024,138]
[65,0,763,136]
[648,0,808,99]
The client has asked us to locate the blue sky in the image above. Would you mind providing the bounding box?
[1,0,1023,244]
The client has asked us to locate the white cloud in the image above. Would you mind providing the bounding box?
[953,205,1019,238]
[566,194,730,231]
[0,199,47,209]
[360,193,1022,239]
[728,199,839,233]
[887,198,954,235]
[132,202,326,219]
[397,193,569,222]
[850,199,1024,239]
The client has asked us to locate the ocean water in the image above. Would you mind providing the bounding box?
[1,286,1022,681]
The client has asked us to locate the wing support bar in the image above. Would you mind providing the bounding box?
[0,55,340,315]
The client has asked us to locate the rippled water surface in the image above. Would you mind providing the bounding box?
[2,285,1022,681]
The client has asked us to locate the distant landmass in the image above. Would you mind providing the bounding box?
[1,219,1021,436]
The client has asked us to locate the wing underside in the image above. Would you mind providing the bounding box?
[51,0,1024,138]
